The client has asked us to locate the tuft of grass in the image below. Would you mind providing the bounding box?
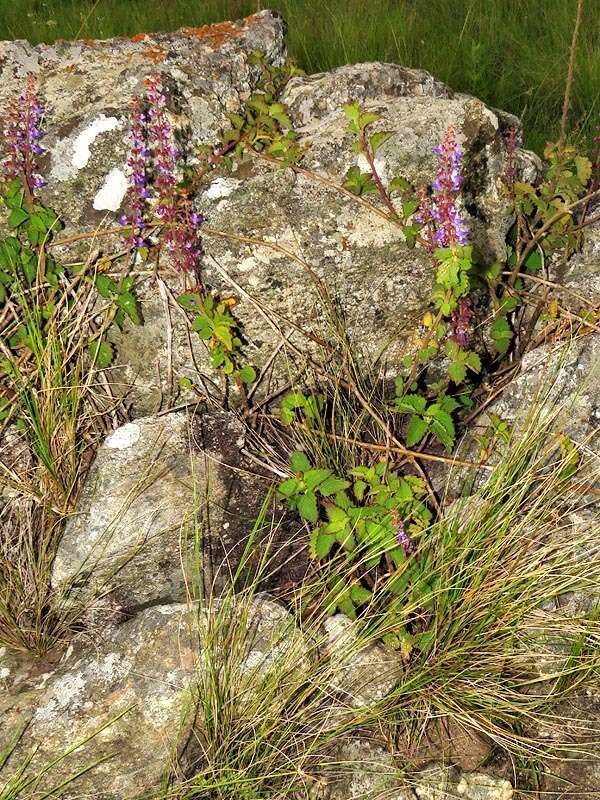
[0,260,119,654]
[153,382,600,799]
[0,0,597,154]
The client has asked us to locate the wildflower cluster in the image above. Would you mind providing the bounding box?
[1,75,47,195]
[415,125,469,250]
[390,507,412,555]
[121,97,150,250]
[120,74,203,273]
[430,125,468,247]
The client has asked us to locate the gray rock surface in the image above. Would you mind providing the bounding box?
[0,595,302,799]
[322,738,512,800]
[51,410,307,608]
[1,16,537,415]
[432,331,600,500]
[0,603,197,799]
[323,613,403,707]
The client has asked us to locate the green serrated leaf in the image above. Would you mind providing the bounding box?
[491,316,513,354]
[395,393,428,415]
[88,339,113,369]
[448,360,467,384]
[318,475,350,496]
[370,130,393,152]
[8,207,29,228]
[237,365,256,384]
[117,291,142,325]
[406,415,429,447]
[290,451,311,473]
[310,529,336,560]
[278,477,300,498]
[465,351,481,373]
[304,468,333,491]
[297,491,318,523]
[349,584,372,605]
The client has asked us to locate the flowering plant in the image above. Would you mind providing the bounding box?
[120,75,204,276]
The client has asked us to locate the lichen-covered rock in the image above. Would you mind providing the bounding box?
[0,11,286,230]
[554,208,600,312]
[111,60,538,414]
[413,764,512,800]
[0,595,302,799]
[51,410,307,608]
[431,331,600,500]
[323,613,403,707]
[322,738,512,800]
[0,17,537,416]
[483,333,600,449]
[0,603,197,799]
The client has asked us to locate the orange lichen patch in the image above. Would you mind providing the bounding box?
[131,32,148,42]
[180,20,243,48]
[142,44,168,64]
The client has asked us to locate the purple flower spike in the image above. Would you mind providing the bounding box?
[430,125,469,248]
[121,95,150,251]
[2,74,47,195]
[449,297,473,347]
[390,508,412,556]
[120,74,204,273]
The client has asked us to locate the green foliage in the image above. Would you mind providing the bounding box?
[512,144,592,258]
[178,292,256,385]
[2,179,61,245]
[218,52,304,164]
[394,392,458,451]
[431,245,472,315]
[278,452,433,638]
[279,391,324,426]
[342,165,377,196]
[445,340,481,385]
[94,273,142,331]
[341,102,418,230]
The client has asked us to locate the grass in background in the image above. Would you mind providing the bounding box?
[0,0,597,155]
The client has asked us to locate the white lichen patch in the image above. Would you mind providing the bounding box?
[72,115,123,169]
[205,177,239,200]
[338,206,400,249]
[94,651,130,683]
[105,422,141,450]
[357,153,389,185]
[93,167,128,211]
[51,114,124,181]
[34,671,88,726]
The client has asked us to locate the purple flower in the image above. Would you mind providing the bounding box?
[121,96,150,250]
[1,75,46,195]
[391,509,412,555]
[430,125,469,248]
[448,296,473,347]
[120,74,204,273]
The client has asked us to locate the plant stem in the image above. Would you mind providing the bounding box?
[558,0,585,153]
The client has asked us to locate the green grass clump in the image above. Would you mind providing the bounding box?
[0,0,597,154]
[149,391,600,800]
